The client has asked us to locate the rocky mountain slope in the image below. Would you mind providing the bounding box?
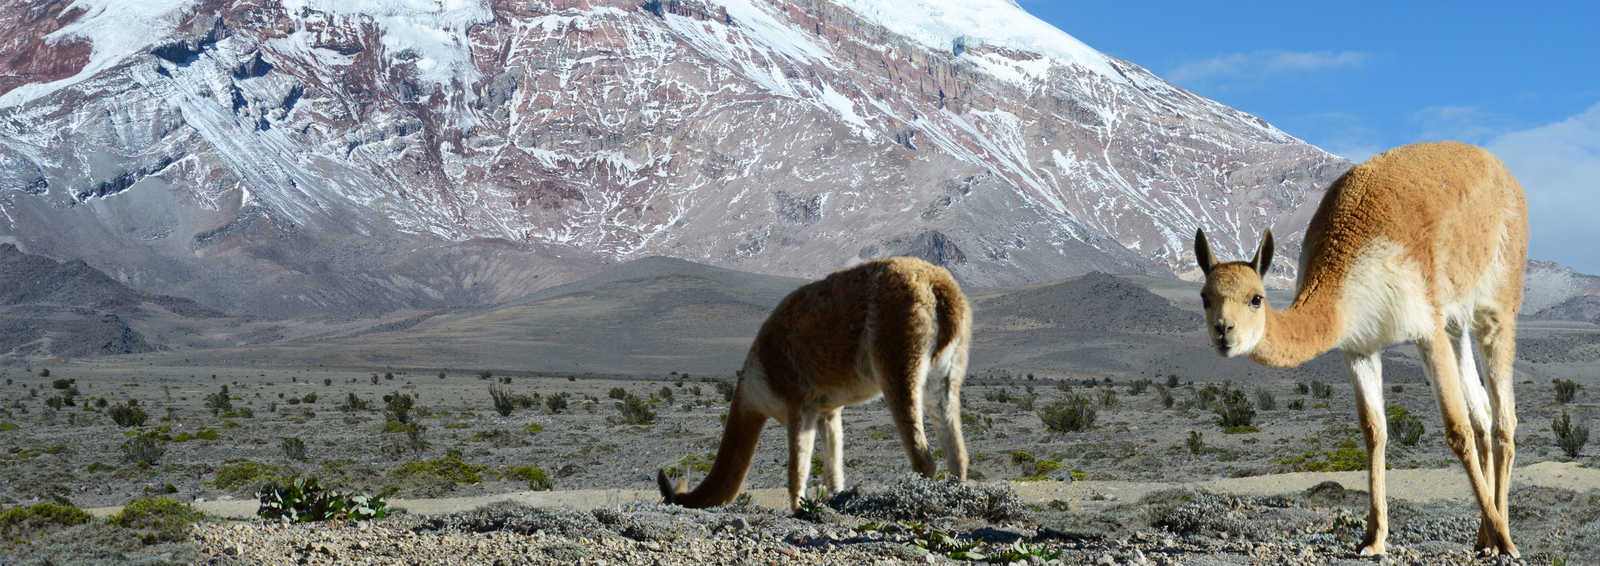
[0,0,1347,317]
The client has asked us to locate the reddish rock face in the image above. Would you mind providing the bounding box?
[0,0,1346,316]
[0,2,92,97]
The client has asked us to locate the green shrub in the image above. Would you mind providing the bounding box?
[50,378,72,390]
[1552,410,1589,459]
[1287,399,1305,410]
[212,461,292,491]
[382,392,414,423]
[1128,379,1151,396]
[1554,379,1580,404]
[204,386,231,415]
[0,422,19,432]
[1387,406,1425,447]
[501,466,553,491]
[715,380,736,402]
[1038,395,1095,433]
[1186,430,1205,454]
[1310,381,1334,399]
[257,476,388,522]
[281,437,308,461]
[608,387,628,400]
[173,428,220,442]
[1098,389,1117,408]
[546,394,568,414]
[1253,388,1276,411]
[340,392,370,412]
[489,384,516,417]
[1295,382,1310,395]
[1158,387,1175,409]
[109,497,204,543]
[121,432,167,465]
[610,395,657,425]
[522,423,544,434]
[1275,440,1373,472]
[1212,389,1255,429]
[389,455,484,486]
[1165,374,1179,388]
[0,502,91,541]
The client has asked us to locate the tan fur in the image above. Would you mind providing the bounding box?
[1196,142,1528,556]
[658,257,973,510]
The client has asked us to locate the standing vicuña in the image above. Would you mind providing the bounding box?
[1195,142,1527,556]
[658,257,972,510]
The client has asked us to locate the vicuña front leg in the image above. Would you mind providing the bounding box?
[820,407,845,495]
[785,409,819,510]
[1451,326,1497,551]
[1345,351,1389,555]
[1421,331,1516,555]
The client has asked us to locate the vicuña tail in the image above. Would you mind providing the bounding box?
[657,391,767,508]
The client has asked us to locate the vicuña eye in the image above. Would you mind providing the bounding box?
[1250,295,1263,308]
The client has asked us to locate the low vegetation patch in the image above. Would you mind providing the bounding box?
[0,502,91,542]
[108,497,204,543]
[257,476,389,522]
[1274,440,1376,472]
[212,460,292,492]
[500,466,553,491]
[388,455,485,488]
[1387,406,1426,447]
[1552,410,1589,459]
[827,473,1029,523]
[1038,395,1095,433]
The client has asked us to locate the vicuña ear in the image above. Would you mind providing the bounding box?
[1251,230,1275,278]
[1194,228,1217,275]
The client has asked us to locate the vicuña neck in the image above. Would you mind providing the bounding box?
[1249,297,1341,368]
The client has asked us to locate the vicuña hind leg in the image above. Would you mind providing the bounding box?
[878,353,936,477]
[1451,325,1497,550]
[1477,310,1520,557]
[820,407,845,495]
[1419,329,1514,555]
[930,345,968,480]
[785,409,819,510]
[1345,350,1389,555]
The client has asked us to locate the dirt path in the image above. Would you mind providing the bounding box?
[87,460,1600,519]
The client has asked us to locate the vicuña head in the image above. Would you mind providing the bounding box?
[1192,141,1528,557]
[657,257,972,510]
[1194,228,1272,359]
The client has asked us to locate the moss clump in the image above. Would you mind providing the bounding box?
[0,502,92,541]
[500,466,553,491]
[0,422,20,432]
[109,497,204,543]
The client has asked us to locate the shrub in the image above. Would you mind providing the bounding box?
[1039,395,1095,433]
[257,476,388,522]
[1275,440,1371,472]
[50,378,71,390]
[122,432,167,466]
[1287,399,1306,410]
[715,380,736,402]
[1186,430,1205,454]
[108,400,148,427]
[301,393,317,404]
[546,393,568,414]
[1165,374,1179,388]
[204,386,232,415]
[0,422,17,432]
[657,386,674,402]
[1254,388,1276,411]
[383,392,414,423]
[1387,406,1425,447]
[212,461,291,491]
[382,422,429,456]
[489,384,517,417]
[1552,410,1589,459]
[0,502,91,541]
[610,395,656,425]
[281,437,308,461]
[1158,387,1175,409]
[1097,388,1117,408]
[501,466,553,491]
[389,455,485,486]
[1295,382,1310,395]
[109,497,204,543]
[339,392,370,412]
[608,387,628,400]
[985,388,1013,404]
[1311,381,1334,399]
[1212,389,1255,429]
[1128,379,1151,396]
[39,368,51,377]
[1554,379,1580,404]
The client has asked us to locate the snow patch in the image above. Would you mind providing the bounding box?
[280,0,493,91]
[827,0,1125,84]
[0,0,201,108]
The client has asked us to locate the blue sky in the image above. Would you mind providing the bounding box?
[1021,1,1600,273]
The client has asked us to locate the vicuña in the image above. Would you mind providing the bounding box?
[657,257,972,510]
[1195,141,1526,556]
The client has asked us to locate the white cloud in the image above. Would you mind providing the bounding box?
[1410,105,1519,145]
[1486,102,1600,274]
[1167,50,1367,83]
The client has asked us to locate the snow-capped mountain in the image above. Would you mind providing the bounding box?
[0,0,1348,316]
